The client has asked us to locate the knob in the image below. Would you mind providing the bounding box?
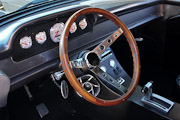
[141,81,153,94]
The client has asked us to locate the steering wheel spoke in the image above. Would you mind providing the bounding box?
[70,58,85,69]
[91,67,127,95]
[92,28,123,57]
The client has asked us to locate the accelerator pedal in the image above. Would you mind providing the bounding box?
[24,85,49,118]
[36,103,49,118]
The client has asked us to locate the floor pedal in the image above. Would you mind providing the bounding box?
[24,85,49,118]
[24,85,33,101]
[36,103,49,118]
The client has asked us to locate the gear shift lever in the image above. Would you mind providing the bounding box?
[141,81,174,114]
[141,81,153,100]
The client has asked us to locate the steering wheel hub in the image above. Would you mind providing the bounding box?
[83,82,92,91]
[84,51,100,69]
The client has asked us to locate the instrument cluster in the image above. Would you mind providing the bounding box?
[19,18,88,49]
[12,14,94,61]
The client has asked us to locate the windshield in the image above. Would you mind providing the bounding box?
[0,0,150,17]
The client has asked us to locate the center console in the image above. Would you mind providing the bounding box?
[97,48,132,95]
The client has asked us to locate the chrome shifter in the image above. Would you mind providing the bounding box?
[141,81,174,114]
[141,81,153,100]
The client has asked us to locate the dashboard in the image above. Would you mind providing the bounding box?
[0,1,165,91]
[1,1,180,120]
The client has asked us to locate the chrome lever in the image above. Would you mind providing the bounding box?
[141,81,153,100]
[141,81,174,114]
[135,37,144,42]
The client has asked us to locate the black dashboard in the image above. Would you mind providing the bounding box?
[12,14,94,61]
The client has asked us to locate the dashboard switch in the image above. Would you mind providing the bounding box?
[100,66,106,72]
[116,67,121,73]
[113,69,119,75]
[109,59,116,68]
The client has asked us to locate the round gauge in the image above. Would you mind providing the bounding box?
[79,18,87,30]
[50,22,64,43]
[35,31,47,44]
[19,36,32,49]
[70,22,77,33]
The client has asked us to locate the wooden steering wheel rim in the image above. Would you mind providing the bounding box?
[59,8,140,106]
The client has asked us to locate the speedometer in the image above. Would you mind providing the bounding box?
[50,22,64,43]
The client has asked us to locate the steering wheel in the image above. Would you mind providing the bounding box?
[59,8,140,106]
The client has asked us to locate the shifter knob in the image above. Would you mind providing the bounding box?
[141,81,153,93]
[141,81,153,99]
[141,86,148,94]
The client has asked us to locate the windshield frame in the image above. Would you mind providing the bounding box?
[0,0,162,26]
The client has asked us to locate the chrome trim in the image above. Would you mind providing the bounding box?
[53,70,64,81]
[84,51,100,69]
[70,58,86,68]
[77,74,100,97]
[91,67,127,94]
[70,51,100,69]
[141,93,174,114]
[60,80,69,99]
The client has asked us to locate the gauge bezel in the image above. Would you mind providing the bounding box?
[79,18,88,30]
[19,36,32,49]
[35,31,47,44]
[70,22,77,33]
[50,22,65,43]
